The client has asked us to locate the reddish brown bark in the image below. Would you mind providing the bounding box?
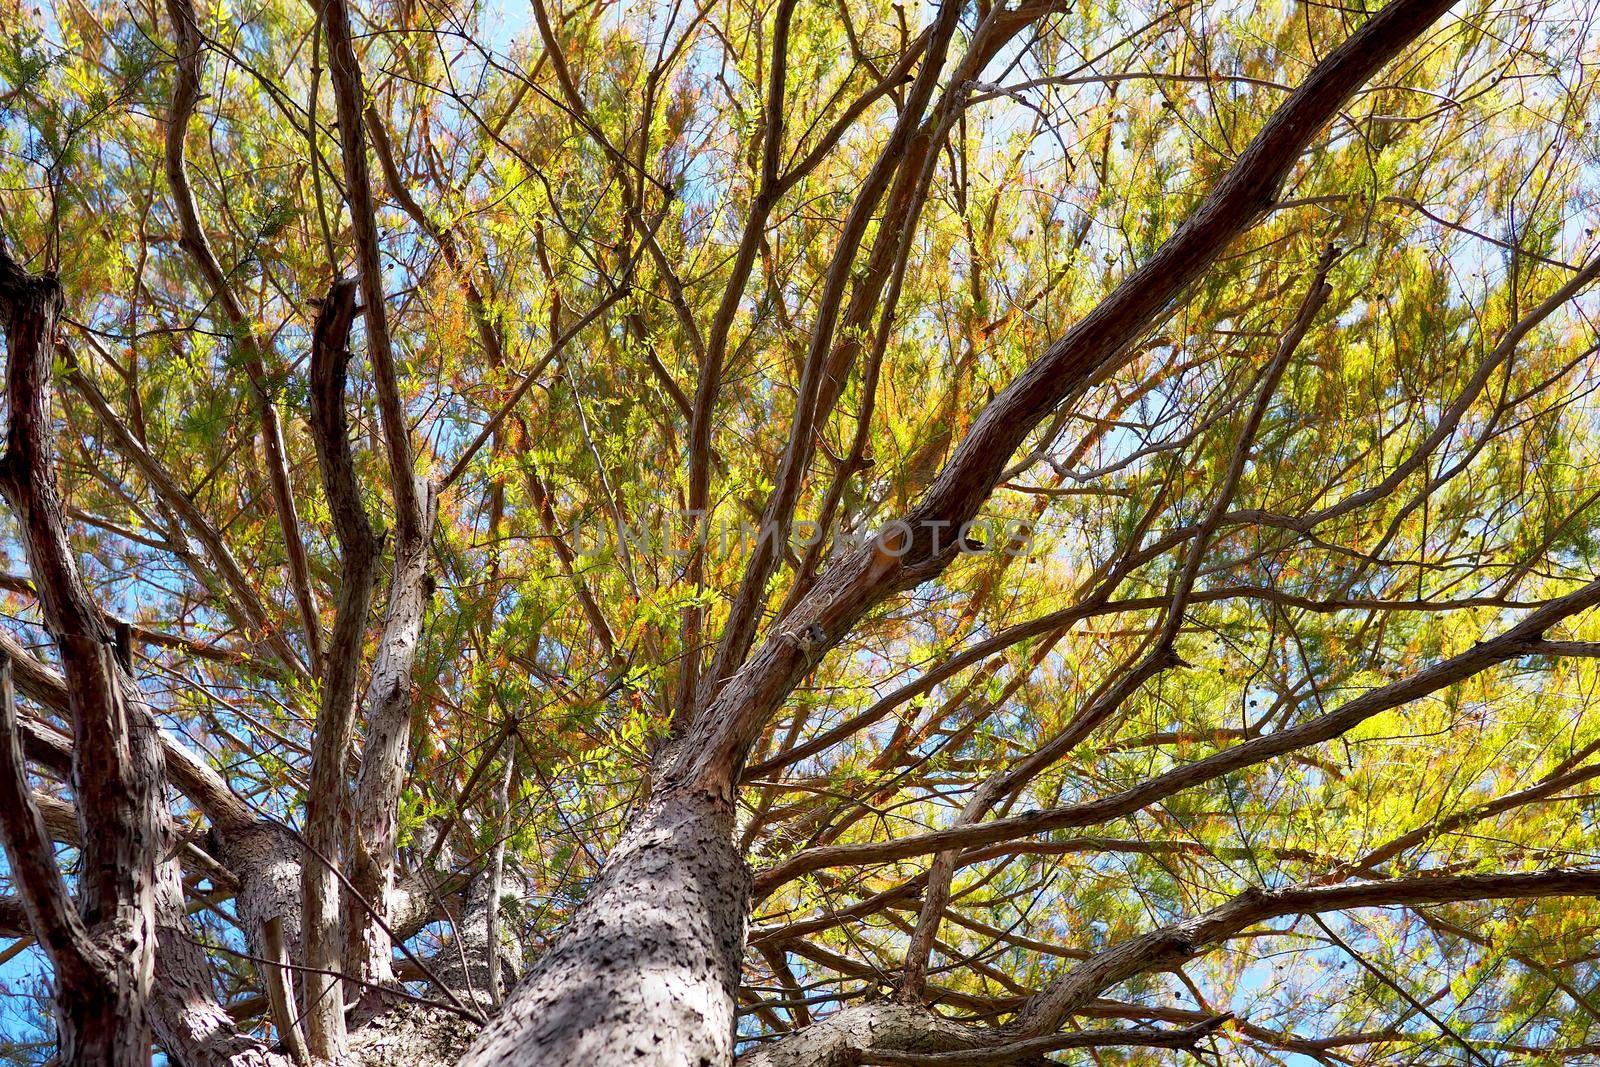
[0,244,160,1066]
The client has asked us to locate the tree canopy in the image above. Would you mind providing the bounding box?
[2,0,1600,1062]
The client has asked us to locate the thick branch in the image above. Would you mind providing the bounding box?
[318,0,424,544]
[318,0,439,994]
[301,277,382,1056]
[0,657,110,1014]
[0,239,163,1064]
[666,0,1461,800]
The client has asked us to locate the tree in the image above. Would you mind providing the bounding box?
[1,0,1599,1060]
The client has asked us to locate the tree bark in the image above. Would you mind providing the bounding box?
[459,788,750,1067]
[302,278,383,1057]
[0,238,308,1067]
[0,244,162,1067]
[317,0,440,994]
[736,1005,988,1067]
[150,857,294,1067]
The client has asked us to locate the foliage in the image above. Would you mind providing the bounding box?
[2,0,1600,1060]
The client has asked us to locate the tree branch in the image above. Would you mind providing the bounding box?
[666,0,1463,801]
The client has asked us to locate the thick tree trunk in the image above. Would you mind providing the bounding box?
[150,858,293,1067]
[459,788,750,1067]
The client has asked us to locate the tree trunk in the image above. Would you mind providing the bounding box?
[150,855,293,1067]
[459,788,750,1067]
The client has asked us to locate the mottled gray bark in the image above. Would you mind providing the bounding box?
[459,789,750,1067]
[346,487,437,989]
[221,822,307,967]
[431,871,523,1005]
[344,1003,482,1067]
[736,1005,987,1067]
